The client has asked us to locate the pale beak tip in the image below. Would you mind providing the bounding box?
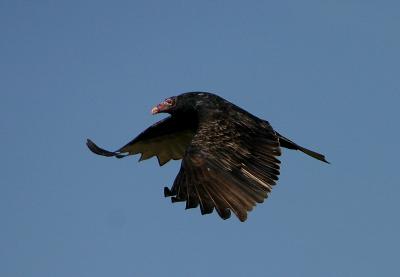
[151,107,159,115]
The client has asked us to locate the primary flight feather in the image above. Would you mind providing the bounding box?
[87,92,328,221]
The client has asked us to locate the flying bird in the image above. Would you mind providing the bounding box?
[87,92,328,221]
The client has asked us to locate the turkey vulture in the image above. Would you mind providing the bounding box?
[87,92,328,221]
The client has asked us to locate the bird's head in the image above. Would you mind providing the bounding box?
[151,92,219,116]
[151,96,178,115]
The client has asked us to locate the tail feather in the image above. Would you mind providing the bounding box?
[296,145,329,164]
[276,132,329,164]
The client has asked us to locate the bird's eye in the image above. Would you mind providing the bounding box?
[164,98,174,105]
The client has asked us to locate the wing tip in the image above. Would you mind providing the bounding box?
[86,138,116,157]
[315,153,330,164]
[322,157,330,164]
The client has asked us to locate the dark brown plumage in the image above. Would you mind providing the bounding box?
[87,92,328,221]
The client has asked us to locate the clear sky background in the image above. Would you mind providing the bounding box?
[1,1,399,276]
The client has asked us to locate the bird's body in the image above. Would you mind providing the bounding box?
[87,92,328,221]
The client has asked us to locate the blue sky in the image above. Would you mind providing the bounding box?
[1,1,399,276]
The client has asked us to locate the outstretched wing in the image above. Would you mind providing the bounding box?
[87,115,196,166]
[164,117,281,222]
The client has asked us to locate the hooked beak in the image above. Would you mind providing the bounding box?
[151,103,167,115]
[151,106,159,114]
